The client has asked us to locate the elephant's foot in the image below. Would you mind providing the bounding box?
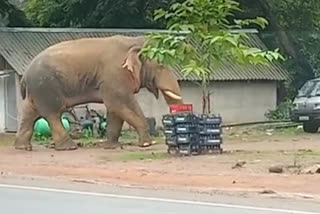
[54,136,78,151]
[103,141,122,150]
[137,140,156,148]
[14,137,32,151]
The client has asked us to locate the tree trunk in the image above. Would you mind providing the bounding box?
[207,91,211,114]
[202,88,212,114]
[202,89,207,114]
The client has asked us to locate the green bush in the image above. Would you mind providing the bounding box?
[265,100,294,121]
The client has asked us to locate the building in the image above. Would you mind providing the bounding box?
[0,28,288,133]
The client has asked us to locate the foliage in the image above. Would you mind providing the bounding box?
[13,0,320,103]
[81,128,94,139]
[265,99,294,121]
[271,0,320,31]
[0,0,29,26]
[140,0,284,113]
[24,0,182,28]
[268,0,320,96]
[33,133,50,141]
[238,0,320,99]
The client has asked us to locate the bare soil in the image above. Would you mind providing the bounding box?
[0,125,320,199]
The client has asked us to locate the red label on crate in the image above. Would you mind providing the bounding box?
[169,104,193,113]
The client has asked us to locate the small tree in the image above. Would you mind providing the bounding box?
[140,0,285,114]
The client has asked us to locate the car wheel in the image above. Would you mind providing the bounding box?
[303,122,319,133]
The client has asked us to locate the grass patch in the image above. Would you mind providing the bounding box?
[271,127,305,136]
[77,137,97,147]
[117,151,169,161]
[0,140,13,147]
[0,135,15,147]
[224,125,306,142]
[295,149,320,157]
[280,149,320,157]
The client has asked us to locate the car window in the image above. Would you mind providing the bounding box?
[297,80,318,97]
[310,81,320,96]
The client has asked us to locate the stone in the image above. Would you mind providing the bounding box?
[260,189,276,194]
[269,166,283,173]
[232,161,246,169]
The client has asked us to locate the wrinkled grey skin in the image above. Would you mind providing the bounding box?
[14,35,183,151]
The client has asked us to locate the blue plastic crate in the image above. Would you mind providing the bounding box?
[165,138,177,146]
[162,116,175,126]
[199,135,222,146]
[163,126,176,135]
[199,126,221,135]
[176,133,199,144]
[177,144,201,156]
[173,113,198,124]
[175,124,198,134]
[199,115,222,125]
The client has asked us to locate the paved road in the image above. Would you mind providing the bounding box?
[0,184,319,214]
[0,176,319,214]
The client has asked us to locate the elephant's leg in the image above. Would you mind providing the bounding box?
[121,107,152,147]
[107,103,152,147]
[104,111,124,149]
[46,114,77,151]
[14,98,39,151]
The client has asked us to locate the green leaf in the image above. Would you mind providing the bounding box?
[171,3,181,10]
[266,54,274,62]
[181,67,194,77]
[154,9,166,21]
[180,24,195,32]
[255,17,269,29]
[209,36,222,45]
[225,36,238,46]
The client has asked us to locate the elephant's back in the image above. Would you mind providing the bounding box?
[23,35,144,92]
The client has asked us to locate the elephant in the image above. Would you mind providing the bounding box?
[14,35,183,151]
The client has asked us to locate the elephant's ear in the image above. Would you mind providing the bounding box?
[122,46,142,92]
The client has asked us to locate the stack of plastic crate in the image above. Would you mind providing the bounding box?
[162,112,200,155]
[198,114,223,154]
[162,104,223,155]
[174,113,200,155]
[162,114,176,149]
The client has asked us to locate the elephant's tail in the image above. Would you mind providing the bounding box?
[20,76,27,100]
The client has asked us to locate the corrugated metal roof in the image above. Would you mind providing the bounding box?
[0,27,288,81]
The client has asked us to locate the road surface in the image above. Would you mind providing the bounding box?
[0,177,319,214]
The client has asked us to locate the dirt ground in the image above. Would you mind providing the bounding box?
[0,124,320,200]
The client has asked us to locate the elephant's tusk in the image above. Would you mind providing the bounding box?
[164,90,182,100]
[122,62,133,72]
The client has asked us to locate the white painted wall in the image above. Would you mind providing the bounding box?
[0,78,5,132]
[134,81,277,126]
[210,81,277,124]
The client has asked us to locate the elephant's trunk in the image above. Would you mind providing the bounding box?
[155,68,183,105]
[140,60,183,105]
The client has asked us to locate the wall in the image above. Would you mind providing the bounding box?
[214,81,277,124]
[86,80,278,127]
[141,80,277,126]
[15,74,23,131]
[4,72,18,132]
[0,56,6,132]
[133,81,277,126]
[0,73,19,133]
[0,78,5,132]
